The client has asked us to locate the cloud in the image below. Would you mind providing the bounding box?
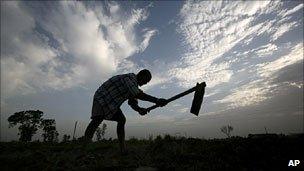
[141,75,167,91]
[170,1,302,111]
[128,114,175,125]
[270,21,298,41]
[215,79,277,108]
[138,29,158,53]
[255,44,278,57]
[216,43,303,109]
[1,1,156,101]
[169,1,284,88]
[279,3,303,17]
[1,1,62,95]
[232,43,278,58]
[178,107,189,113]
[257,43,303,77]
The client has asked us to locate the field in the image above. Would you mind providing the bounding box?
[1,134,303,170]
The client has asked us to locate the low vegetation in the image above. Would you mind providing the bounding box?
[4,110,303,170]
[0,134,303,170]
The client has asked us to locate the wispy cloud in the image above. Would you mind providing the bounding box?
[215,79,277,108]
[169,1,283,88]
[270,21,298,41]
[257,43,303,77]
[138,29,158,53]
[215,43,303,109]
[171,1,302,110]
[279,3,303,17]
[255,44,278,57]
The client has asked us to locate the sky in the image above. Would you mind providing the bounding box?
[1,0,303,141]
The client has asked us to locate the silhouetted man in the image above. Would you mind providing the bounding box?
[84,69,168,154]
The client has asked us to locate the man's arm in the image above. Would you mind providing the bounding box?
[135,92,168,107]
[123,75,166,106]
[128,98,141,111]
[135,92,158,103]
[128,98,147,115]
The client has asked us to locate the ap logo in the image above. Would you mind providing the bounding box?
[288,160,300,167]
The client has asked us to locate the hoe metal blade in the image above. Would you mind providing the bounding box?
[190,82,206,115]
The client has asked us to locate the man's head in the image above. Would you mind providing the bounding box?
[136,69,152,86]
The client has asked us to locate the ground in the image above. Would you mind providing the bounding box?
[0,134,303,170]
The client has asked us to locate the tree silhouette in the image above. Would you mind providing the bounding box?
[8,110,43,142]
[95,123,107,141]
[220,125,234,138]
[40,119,59,142]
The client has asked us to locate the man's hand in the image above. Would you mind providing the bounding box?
[156,98,168,107]
[138,108,148,116]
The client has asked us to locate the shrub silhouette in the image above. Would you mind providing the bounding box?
[95,123,107,141]
[62,134,71,142]
[8,110,43,142]
[220,125,234,138]
[40,119,59,142]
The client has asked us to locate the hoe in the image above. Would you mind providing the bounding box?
[147,82,206,115]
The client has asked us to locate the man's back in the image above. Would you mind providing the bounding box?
[92,73,141,119]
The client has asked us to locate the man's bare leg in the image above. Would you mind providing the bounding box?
[84,116,103,141]
[117,120,126,153]
[110,109,126,154]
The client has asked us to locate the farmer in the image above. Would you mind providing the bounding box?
[84,69,168,154]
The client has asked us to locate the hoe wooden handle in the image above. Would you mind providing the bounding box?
[146,82,205,112]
